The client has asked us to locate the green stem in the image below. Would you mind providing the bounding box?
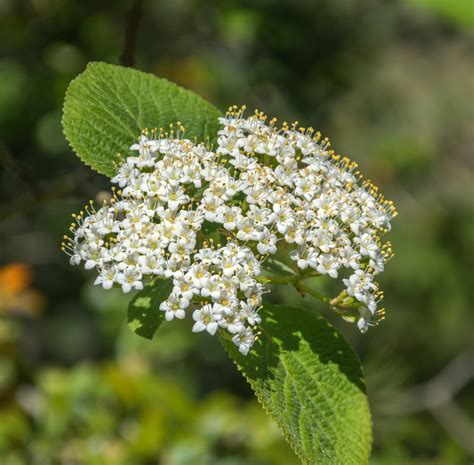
[257,273,364,322]
[257,274,297,286]
[296,283,332,305]
[257,274,332,306]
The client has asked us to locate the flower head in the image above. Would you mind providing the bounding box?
[63,107,397,354]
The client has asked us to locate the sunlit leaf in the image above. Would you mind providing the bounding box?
[62,62,221,176]
[222,304,372,465]
[128,278,173,339]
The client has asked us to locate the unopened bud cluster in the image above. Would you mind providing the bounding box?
[63,107,396,354]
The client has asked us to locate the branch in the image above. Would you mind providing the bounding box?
[119,0,145,67]
[382,350,474,457]
[0,169,89,222]
[0,143,41,196]
[387,351,474,414]
[432,402,474,456]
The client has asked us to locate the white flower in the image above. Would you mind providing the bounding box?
[173,273,198,300]
[111,158,139,187]
[275,207,294,234]
[217,134,244,157]
[185,265,210,289]
[160,293,189,321]
[232,328,256,355]
[290,246,316,270]
[200,275,222,300]
[159,185,189,211]
[220,311,245,334]
[355,233,379,258]
[192,305,219,335]
[339,246,361,270]
[239,302,261,326]
[256,231,277,255]
[94,265,117,290]
[316,254,340,279]
[221,255,241,277]
[137,253,165,275]
[218,205,244,231]
[235,218,262,241]
[116,266,143,293]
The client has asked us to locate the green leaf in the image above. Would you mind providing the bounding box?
[127,278,173,339]
[221,304,372,465]
[62,62,222,177]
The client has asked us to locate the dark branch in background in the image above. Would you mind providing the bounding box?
[0,1,147,223]
[120,0,145,67]
[0,143,42,197]
[382,350,474,457]
[0,168,90,222]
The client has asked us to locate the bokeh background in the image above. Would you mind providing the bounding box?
[0,0,473,464]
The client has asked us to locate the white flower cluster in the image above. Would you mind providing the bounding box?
[63,107,396,354]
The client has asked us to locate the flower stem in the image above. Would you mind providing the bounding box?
[257,274,332,306]
[296,283,332,305]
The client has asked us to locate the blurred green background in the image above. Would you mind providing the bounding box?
[0,0,473,464]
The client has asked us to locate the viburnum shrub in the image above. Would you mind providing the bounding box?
[61,63,397,465]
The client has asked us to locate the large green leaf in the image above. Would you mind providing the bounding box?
[62,62,222,177]
[221,304,372,465]
[128,278,173,339]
